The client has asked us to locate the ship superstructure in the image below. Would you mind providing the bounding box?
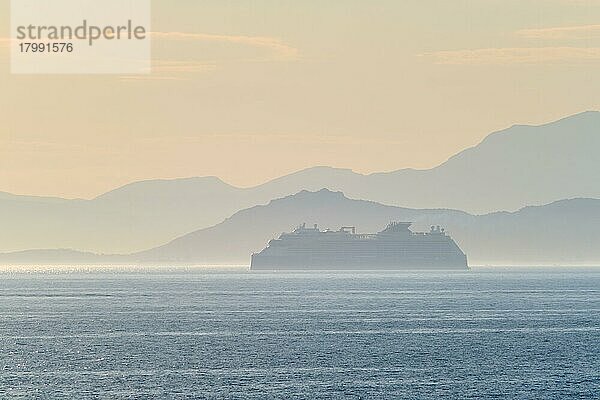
[251,222,468,270]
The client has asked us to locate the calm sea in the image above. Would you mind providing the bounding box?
[0,266,598,399]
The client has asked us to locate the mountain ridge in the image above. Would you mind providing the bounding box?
[5,110,599,201]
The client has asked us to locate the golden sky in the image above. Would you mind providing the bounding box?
[1,0,600,198]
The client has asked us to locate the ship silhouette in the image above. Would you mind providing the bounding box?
[251,222,468,270]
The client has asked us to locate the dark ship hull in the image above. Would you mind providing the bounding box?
[251,222,468,271]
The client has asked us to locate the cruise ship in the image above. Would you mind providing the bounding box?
[251,222,468,270]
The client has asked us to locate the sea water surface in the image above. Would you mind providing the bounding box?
[0,266,598,399]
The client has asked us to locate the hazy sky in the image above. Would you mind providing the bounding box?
[1,0,600,198]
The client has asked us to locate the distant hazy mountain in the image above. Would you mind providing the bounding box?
[0,249,126,265]
[254,111,600,213]
[136,189,600,266]
[1,111,598,253]
[0,177,258,253]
